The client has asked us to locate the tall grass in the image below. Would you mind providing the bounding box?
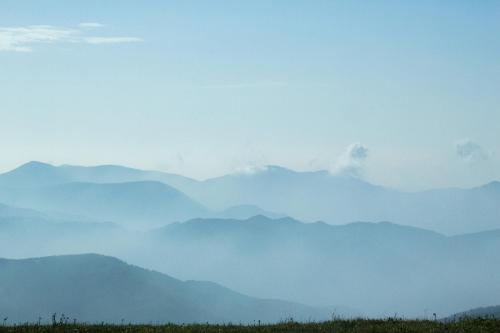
[0,317,498,333]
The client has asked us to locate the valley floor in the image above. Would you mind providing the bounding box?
[1,318,499,333]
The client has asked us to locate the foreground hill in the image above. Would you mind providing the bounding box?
[0,254,329,324]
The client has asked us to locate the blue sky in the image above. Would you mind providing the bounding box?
[1,1,499,190]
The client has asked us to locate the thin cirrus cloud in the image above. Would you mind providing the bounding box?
[78,22,105,28]
[84,37,143,44]
[0,25,77,52]
[202,81,289,89]
[0,23,142,52]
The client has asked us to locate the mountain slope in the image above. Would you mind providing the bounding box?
[447,305,500,320]
[213,205,285,220]
[0,202,47,219]
[142,216,500,317]
[57,163,198,190]
[181,166,500,234]
[0,161,70,188]
[1,162,499,233]
[0,161,197,190]
[0,254,329,324]
[0,214,127,258]
[1,214,499,318]
[0,181,208,229]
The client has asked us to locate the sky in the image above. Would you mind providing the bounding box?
[1,0,499,190]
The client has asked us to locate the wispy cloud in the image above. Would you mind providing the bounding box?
[0,25,77,52]
[84,37,143,44]
[78,22,105,28]
[0,23,141,52]
[455,139,489,162]
[331,143,369,177]
[202,81,288,89]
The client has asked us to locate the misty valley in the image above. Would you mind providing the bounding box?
[0,161,499,324]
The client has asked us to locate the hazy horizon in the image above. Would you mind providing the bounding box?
[2,1,500,191]
[1,159,499,191]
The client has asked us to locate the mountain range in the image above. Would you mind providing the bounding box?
[143,215,500,317]
[179,166,500,235]
[1,161,499,320]
[1,208,499,318]
[1,161,499,233]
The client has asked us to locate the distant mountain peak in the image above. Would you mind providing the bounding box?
[482,180,500,189]
[0,161,69,188]
[265,165,294,173]
[18,160,55,170]
[246,214,273,222]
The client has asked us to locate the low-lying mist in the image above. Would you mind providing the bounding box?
[2,214,499,319]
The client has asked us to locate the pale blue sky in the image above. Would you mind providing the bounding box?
[1,1,499,190]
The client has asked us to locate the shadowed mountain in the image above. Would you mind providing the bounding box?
[0,181,208,229]
[0,254,330,324]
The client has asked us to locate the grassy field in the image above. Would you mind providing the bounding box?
[1,318,499,333]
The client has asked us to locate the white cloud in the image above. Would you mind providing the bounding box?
[332,143,369,177]
[78,22,105,28]
[0,24,141,52]
[455,139,488,162]
[84,37,143,44]
[235,164,269,175]
[0,25,77,52]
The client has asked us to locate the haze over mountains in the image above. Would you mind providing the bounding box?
[0,161,499,322]
[4,0,500,326]
[147,216,500,317]
[1,209,499,318]
[189,167,500,235]
[1,161,499,233]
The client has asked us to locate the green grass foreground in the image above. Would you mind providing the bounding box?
[1,318,499,333]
